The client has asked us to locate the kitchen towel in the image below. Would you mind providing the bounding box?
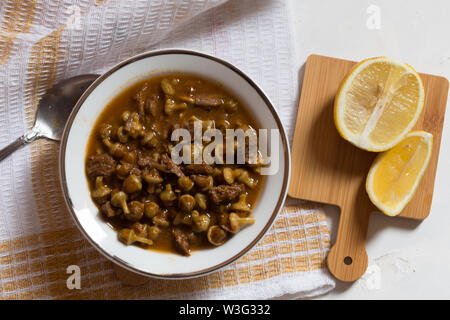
[0,0,335,299]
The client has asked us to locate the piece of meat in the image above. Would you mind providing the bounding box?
[134,83,148,117]
[86,154,116,179]
[183,163,213,175]
[208,183,245,205]
[194,93,224,108]
[101,201,115,218]
[172,227,190,256]
[137,152,158,168]
[160,154,185,177]
[137,153,184,178]
[145,94,163,118]
[134,83,164,119]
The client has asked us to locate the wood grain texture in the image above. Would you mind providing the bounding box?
[113,264,150,286]
[288,54,449,282]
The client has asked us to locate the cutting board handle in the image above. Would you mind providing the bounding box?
[326,195,371,282]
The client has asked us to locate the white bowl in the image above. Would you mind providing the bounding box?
[59,49,290,279]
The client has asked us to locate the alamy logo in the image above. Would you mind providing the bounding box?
[66,265,81,290]
[66,5,82,30]
[363,264,381,290]
[170,121,279,175]
[366,4,381,30]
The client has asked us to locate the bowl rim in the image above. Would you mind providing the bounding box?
[59,49,291,279]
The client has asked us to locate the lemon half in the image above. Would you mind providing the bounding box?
[366,131,432,216]
[335,57,425,152]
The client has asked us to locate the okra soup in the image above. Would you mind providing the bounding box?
[85,73,266,256]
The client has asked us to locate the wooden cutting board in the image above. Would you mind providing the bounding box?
[288,54,449,282]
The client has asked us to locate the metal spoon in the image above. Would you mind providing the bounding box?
[0,74,99,161]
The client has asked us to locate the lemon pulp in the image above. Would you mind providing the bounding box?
[335,57,425,152]
[366,131,432,216]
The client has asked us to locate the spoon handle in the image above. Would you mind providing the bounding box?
[0,131,40,161]
[0,136,28,161]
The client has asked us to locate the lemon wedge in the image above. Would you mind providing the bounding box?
[366,131,432,216]
[335,57,425,152]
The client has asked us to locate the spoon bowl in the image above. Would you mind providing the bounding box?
[0,74,99,161]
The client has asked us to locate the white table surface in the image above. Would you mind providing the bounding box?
[290,0,450,299]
